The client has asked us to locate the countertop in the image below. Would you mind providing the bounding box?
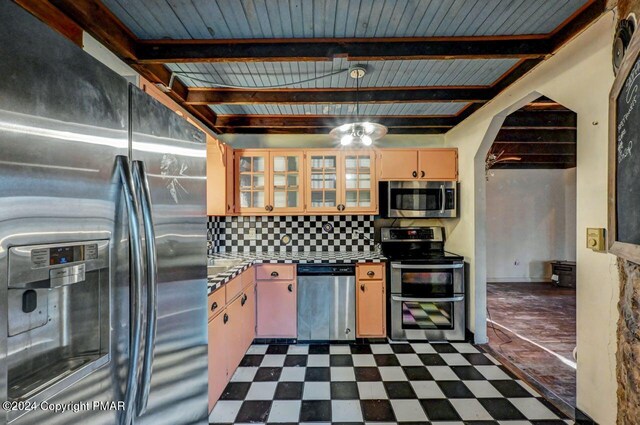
[207,250,386,294]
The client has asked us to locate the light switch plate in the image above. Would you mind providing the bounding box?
[586,227,606,252]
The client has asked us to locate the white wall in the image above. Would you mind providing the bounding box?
[486,168,576,282]
[444,12,619,424]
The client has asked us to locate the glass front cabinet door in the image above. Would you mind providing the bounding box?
[305,150,376,214]
[342,151,376,213]
[236,150,269,214]
[270,151,304,213]
[306,151,341,213]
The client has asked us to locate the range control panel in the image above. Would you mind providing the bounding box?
[381,227,444,242]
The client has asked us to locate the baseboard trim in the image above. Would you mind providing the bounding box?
[487,277,553,283]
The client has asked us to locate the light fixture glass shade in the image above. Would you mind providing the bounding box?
[330,122,387,146]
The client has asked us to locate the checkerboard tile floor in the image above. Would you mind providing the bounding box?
[209,342,573,424]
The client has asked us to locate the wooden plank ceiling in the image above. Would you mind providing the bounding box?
[21,0,605,135]
[488,97,577,169]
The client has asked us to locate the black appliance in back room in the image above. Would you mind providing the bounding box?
[380,226,465,341]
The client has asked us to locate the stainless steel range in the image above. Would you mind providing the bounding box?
[381,227,465,341]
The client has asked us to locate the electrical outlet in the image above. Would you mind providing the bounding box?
[514,259,520,266]
[247,228,257,240]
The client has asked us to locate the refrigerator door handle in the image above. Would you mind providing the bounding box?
[133,160,158,416]
[117,156,145,425]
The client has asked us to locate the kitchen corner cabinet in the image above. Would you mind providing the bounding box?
[356,263,386,338]
[206,138,235,215]
[235,150,304,214]
[305,150,377,214]
[378,148,458,181]
[208,267,256,411]
[256,264,297,338]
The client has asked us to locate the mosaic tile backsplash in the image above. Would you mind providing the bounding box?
[207,215,375,254]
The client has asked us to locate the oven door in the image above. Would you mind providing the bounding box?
[388,181,457,218]
[389,262,464,295]
[390,294,465,341]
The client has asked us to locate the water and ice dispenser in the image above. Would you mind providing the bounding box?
[6,240,110,402]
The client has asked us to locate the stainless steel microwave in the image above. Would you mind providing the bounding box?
[383,181,458,218]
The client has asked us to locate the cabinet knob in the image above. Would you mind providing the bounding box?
[223,313,229,324]
[227,204,231,211]
[420,170,425,178]
[367,270,375,277]
[211,301,218,311]
[265,205,273,212]
[412,171,418,178]
[271,271,279,277]
[337,204,345,212]
[360,283,365,292]
[241,293,247,306]
[288,283,293,292]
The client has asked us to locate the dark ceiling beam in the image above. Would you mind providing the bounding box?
[494,128,577,144]
[136,37,550,64]
[549,0,606,50]
[187,87,491,105]
[214,115,458,128]
[14,0,83,46]
[502,110,577,128]
[48,0,137,61]
[496,143,576,156]
[491,162,576,170]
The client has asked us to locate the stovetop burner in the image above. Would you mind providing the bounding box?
[384,250,464,262]
[380,226,463,262]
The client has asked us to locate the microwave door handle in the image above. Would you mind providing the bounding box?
[391,295,464,303]
[440,184,445,214]
[391,263,463,269]
[133,160,158,416]
[117,156,144,425]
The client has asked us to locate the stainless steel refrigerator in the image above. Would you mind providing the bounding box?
[0,2,208,424]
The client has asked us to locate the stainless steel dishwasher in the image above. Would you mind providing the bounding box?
[297,264,356,341]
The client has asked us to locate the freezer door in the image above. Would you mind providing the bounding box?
[0,2,132,425]
[129,86,208,424]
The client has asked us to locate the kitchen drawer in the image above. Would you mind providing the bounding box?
[208,286,225,320]
[225,274,244,303]
[357,263,385,281]
[241,265,255,288]
[256,264,295,281]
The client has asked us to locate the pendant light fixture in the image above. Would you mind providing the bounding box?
[329,65,387,146]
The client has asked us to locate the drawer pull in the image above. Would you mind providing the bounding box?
[223,313,229,324]
[211,301,218,311]
[241,293,247,306]
[288,283,293,292]
[271,271,279,277]
[367,270,375,277]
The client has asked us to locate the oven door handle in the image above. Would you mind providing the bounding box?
[391,263,463,269]
[391,295,464,303]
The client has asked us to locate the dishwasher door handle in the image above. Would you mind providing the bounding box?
[391,295,464,303]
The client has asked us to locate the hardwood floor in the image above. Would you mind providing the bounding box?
[482,282,576,415]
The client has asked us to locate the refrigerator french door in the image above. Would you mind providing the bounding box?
[0,2,208,424]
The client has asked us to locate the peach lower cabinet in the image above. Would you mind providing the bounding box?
[207,266,256,410]
[356,263,387,338]
[208,262,388,411]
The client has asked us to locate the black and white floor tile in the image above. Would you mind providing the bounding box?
[209,342,572,424]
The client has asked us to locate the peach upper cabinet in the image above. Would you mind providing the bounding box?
[305,150,377,214]
[378,148,458,181]
[206,138,235,215]
[235,150,304,214]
